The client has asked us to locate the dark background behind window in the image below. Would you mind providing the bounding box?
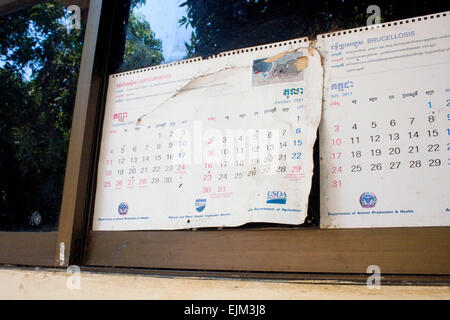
[122,0,450,69]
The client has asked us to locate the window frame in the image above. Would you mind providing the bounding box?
[78,1,450,278]
[1,0,449,281]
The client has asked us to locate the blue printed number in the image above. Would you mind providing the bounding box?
[291,152,302,159]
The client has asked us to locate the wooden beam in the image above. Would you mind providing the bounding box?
[85,227,450,275]
[55,0,103,267]
[0,232,57,266]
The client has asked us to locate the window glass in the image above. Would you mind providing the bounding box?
[0,1,86,231]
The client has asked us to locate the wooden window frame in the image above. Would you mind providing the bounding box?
[78,0,450,278]
[2,0,449,282]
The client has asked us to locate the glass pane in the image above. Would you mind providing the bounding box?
[120,0,450,72]
[0,1,87,231]
[109,1,449,231]
[114,1,450,228]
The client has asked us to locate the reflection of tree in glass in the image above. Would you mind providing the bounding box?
[0,1,85,230]
[179,0,450,58]
[121,12,164,71]
[121,0,164,71]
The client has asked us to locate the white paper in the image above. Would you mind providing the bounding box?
[93,38,323,230]
[317,12,450,228]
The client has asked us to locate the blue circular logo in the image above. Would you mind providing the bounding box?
[118,202,129,215]
[360,192,377,208]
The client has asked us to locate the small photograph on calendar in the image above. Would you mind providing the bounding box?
[252,51,306,86]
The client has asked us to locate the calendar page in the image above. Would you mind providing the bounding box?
[318,12,450,228]
[93,38,323,230]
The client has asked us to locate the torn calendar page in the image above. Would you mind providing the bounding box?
[317,12,450,228]
[93,38,323,230]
